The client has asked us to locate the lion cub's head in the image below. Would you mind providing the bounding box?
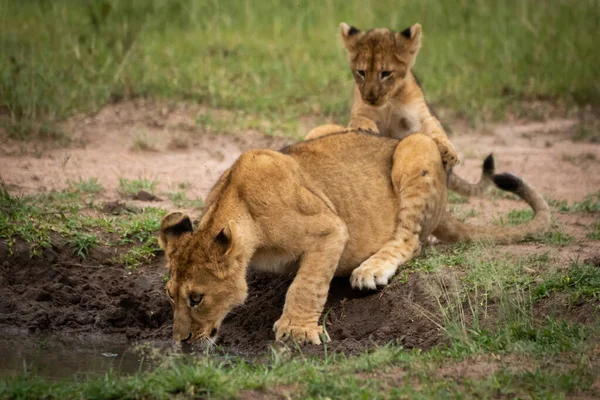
[158,212,248,343]
[340,22,422,107]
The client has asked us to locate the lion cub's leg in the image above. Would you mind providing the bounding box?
[274,213,348,345]
[351,133,447,290]
[419,107,460,169]
[304,124,345,140]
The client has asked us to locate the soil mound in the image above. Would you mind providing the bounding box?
[0,240,444,355]
[219,272,443,356]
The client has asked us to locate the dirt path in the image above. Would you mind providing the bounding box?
[0,101,293,207]
[2,102,598,205]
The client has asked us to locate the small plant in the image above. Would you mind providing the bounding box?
[550,192,600,213]
[531,229,574,246]
[167,191,204,209]
[533,262,600,302]
[0,186,51,255]
[68,232,98,259]
[111,242,159,268]
[407,243,472,273]
[495,209,533,226]
[448,191,468,204]
[587,221,600,240]
[130,136,158,152]
[162,270,170,284]
[71,177,104,194]
[118,178,159,197]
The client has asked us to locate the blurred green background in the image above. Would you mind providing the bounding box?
[1,0,599,136]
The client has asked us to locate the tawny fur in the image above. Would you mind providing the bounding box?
[159,132,549,346]
[306,23,494,196]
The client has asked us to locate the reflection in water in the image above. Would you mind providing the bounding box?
[0,334,174,380]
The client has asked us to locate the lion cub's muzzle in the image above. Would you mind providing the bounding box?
[175,326,219,343]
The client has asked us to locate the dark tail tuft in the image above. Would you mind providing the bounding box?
[493,173,523,193]
[483,154,495,175]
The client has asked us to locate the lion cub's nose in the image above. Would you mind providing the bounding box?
[366,95,379,105]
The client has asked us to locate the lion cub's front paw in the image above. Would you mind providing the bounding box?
[350,258,398,290]
[347,119,380,134]
[436,139,460,169]
[273,316,330,345]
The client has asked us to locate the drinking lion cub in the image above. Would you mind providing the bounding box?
[159,131,549,345]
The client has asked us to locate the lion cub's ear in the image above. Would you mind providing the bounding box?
[399,23,421,41]
[395,23,422,69]
[397,23,422,49]
[340,22,361,52]
[159,212,193,249]
[215,220,243,262]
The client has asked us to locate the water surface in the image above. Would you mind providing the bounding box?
[0,334,170,380]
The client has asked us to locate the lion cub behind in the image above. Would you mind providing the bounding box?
[307,23,493,196]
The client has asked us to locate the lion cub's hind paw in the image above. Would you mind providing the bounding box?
[273,318,330,345]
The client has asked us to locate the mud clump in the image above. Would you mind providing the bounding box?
[0,240,445,355]
[218,272,444,356]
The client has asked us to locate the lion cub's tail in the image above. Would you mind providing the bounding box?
[448,154,495,197]
[435,173,551,244]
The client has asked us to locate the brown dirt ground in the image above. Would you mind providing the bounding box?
[0,100,599,356]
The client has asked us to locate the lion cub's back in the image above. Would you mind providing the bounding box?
[284,132,400,270]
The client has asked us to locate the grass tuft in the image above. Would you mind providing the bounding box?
[533,262,600,303]
[118,178,159,197]
[550,192,600,213]
[68,232,98,259]
[70,177,104,194]
[167,191,204,209]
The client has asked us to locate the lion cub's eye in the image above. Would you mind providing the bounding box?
[380,71,393,80]
[356,70,366,79]
[189,293,204,307]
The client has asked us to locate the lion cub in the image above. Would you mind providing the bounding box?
[343,22,458,165]
[307,23,492,196]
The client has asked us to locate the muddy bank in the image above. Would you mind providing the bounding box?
[0,241,172,341]
[0,239,444,355]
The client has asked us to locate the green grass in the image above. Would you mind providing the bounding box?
[69,177,104,194]
[167,191,204,209]
[531,229,574,246]
[1,333,597,400]
[0,184,165,266]
[67,232,98,259]
[493,209,574,246]
[587,221,600,240]
[550,192,600,213]
[0,186,74,255]
[118,178,159,197]
[447,190,468,204]
[406,243,473,273]
[533,262,600,303]
[2,0,599,138]
[494,208,534,226]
